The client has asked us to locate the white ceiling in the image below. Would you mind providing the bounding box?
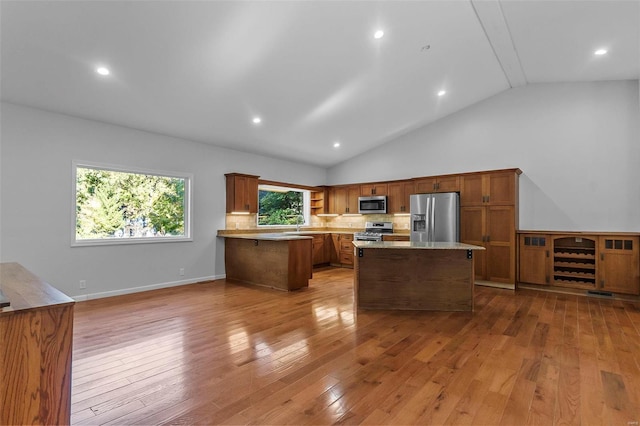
[1,1,638,167]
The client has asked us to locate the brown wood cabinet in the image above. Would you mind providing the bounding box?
[518,234,551,285]
[0,263,75,426]
[382,235,410,241]
[311,234,331,266]
[310,187,327,215]
[599,236,640,295]
[460,171,517,206]
[331,233,354,268]
[360,183,388,196]
[329,185,359,214]
[225,173,258,213]
[460,169,521,285]
[414,175,460,193]
[387,180,414,213]
[518,232,640,295]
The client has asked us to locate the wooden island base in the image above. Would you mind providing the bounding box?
[0,262,75,425]
[223,234,312,291]
[354,242,484,311]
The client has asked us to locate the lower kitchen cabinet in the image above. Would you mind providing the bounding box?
[518,232,640,295]
[331,233,354,268]
[518,234,550,285]
[598,236,639,295]
[312,234,331,266]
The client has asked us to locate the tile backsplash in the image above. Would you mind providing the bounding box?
[225,213,410,232]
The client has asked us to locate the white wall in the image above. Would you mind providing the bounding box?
[328,80,640,233]
[0,103,326,299]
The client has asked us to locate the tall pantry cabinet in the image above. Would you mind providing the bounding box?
[460,169,521,285]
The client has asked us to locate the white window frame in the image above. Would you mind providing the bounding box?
[257,184,310,228]
[71,160,193,247]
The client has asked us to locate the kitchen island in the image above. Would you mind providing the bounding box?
[352,241,485,311]
[220,233,313,291]
[1,262,75,425]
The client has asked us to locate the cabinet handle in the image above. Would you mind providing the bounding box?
[601,280,605,288]
[601,253,604,261]
[546,250,549,258]
[546,276,549,283]
[486,235,491,242]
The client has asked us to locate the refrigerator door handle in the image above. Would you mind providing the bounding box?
[430,195,436,242]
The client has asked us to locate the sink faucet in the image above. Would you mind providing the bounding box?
[296,214,303,232]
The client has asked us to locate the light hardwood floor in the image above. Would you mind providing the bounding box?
[71,267,640,425]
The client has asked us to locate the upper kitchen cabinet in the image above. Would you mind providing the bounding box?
[310,187,328,215]
[387,180,415,213]
[460,169,521,206]
[225,173,259,213]
[329,185,360,214]
[414,175,460,193]
[360,183,388,196]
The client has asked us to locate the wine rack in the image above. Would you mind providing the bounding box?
[553,236,596,289]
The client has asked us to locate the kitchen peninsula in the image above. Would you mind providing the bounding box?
[220,233,313,291]
[353,241,485,311]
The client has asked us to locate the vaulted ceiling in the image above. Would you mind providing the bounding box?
[1,1,638,167]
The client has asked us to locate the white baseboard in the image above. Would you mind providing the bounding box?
[72,274,225,301]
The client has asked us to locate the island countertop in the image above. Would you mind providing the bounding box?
[352,241,485,250]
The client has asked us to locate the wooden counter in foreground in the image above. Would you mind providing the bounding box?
[220,233,313,291]
[352,241,485,311]
[0,262,75,425]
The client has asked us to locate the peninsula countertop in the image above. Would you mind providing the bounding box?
[352,241,485,250]
[217,232,313,241]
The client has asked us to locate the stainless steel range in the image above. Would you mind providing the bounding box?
[354,221,393,241]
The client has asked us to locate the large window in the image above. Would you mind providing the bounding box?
[73,161,192,246]
[258,184,310,227]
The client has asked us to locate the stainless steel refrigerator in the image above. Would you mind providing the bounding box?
[410,192,459,242]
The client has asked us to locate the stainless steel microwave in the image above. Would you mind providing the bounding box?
[358,196,387,214]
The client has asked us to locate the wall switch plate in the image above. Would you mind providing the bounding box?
[79,280,86,289]
[179,268,185,276]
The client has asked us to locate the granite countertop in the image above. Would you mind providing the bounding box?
[352,241,485,250]
[219,233,313,241]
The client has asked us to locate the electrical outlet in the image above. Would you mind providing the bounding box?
[179,268,185,276]
[79,280,86,289]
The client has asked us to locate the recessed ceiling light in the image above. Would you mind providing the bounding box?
[96,66,110,76]
[594,49,608,56]
[333,142,341,148]
[374,30,384,39]
[437,90,447,97]
[252,117,262,124]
